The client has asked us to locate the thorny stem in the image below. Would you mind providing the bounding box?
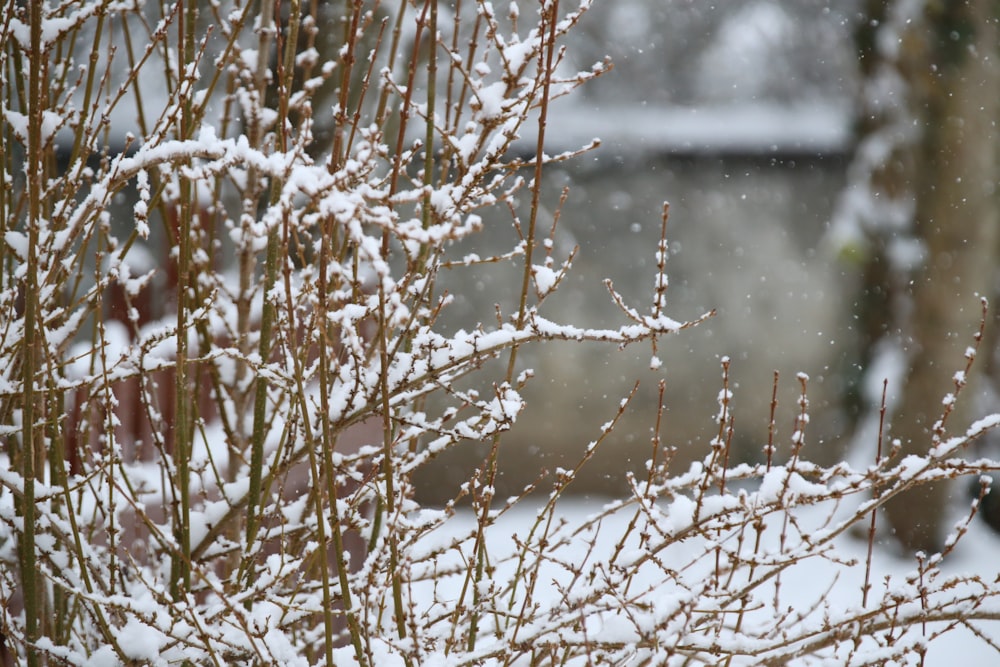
[271,68,358,659]
[443,0,464,134]
[769,373,810,611]
[653,203,670,319]
[863,379,889,608]
[465,0,560,651]
[765,370,779,470]
[345,16,387,158]
[709,358,732,596]
[169,0,199,601]
[374,0,409,128]
[309,6,369,660]
[932,297,989,446]
[372,0,436,655]
[234,0,278,471]
[318,221,368,665]
[729,369,779,655]
[330,1,363,170]
[417,0,438,271]
[376,265,409,652]
[242,229,279,579]
[65,7,108,186]
[721,367,773,664]
[694,356,732,529]
[229,0,274,481]
[382,1,441,653]
[647,379,668,484]
[19,0,43,661]
[276,4,364,664]
[242,0,280,591]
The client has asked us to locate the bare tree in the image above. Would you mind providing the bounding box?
[838,0,1000,552]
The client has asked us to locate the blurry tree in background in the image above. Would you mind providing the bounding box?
[836,0,1000,552]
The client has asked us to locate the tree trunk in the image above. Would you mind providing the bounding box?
[880,0,1000,552]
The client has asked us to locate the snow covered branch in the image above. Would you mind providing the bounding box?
[0,2,998,666]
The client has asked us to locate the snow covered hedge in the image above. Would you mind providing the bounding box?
[1,1,998,665]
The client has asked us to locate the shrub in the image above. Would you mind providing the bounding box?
[1,1,997,665]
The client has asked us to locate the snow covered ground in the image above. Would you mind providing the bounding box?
[408,495,1000,665]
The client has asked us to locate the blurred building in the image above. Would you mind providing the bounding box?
[418,0,865,501]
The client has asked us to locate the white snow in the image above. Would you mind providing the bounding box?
[406,496,1000,666]
[117,617,167,661]
[531,263,558,295]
